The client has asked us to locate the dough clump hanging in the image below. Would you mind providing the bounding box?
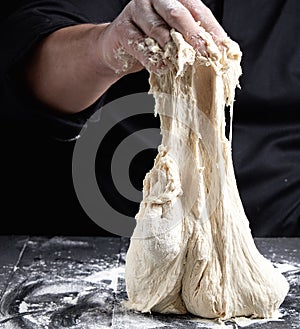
[125,28,289,319]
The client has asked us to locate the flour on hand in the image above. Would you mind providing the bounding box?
[124,29,289,319]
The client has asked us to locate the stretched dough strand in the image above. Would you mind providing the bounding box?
[125,29,289,319]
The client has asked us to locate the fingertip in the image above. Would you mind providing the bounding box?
[150,27,172,50]
[211,30,228,44]
[185,30,208,56]
[161,34,172,49]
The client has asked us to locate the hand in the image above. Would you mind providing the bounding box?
[98,0,227,74]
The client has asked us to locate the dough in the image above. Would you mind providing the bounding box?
[125,29,289,319]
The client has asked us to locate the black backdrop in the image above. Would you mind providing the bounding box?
[0,0,299,237]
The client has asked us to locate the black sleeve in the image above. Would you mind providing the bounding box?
[0,0,129,140]
[0,0,133,236]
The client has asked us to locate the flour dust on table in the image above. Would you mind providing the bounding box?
[0,237,298,328]
[125,29,289,319]
[0,237,125,329]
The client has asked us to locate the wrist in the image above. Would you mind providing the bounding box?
[93,23,143,77]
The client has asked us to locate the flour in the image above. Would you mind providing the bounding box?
[113,47,137,74]
[124,29,289,319]
[274,262,299,273]
[40,237,90,248]
[84,266,124,292]
[232,313,284,327]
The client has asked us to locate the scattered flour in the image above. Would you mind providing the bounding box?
[84,266,124,292]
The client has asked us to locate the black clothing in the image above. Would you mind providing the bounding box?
[219,0,300,236]
[0,0,299,236]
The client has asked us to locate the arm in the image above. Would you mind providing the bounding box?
[25,0,227,114]
[24,23,134,114]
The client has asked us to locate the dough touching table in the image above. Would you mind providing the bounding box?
[0,236,298,328]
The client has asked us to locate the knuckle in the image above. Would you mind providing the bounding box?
[167,6,188,20]
[147,22,170,47]
[131,0,147,16]
[148,20,166,36]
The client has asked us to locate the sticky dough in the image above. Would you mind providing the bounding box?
[125,29,289,319]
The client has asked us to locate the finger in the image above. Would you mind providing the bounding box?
[178,0,227,42]
[116,20,168,74]
[150,0,207,54]
[130,0,171,48]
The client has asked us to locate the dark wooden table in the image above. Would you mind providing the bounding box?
[0,236,298,329]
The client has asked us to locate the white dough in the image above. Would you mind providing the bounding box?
[125,29,289,319]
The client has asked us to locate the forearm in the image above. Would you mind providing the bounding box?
[25,24,128,114]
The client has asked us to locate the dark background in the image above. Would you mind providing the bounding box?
[0,0,299,237]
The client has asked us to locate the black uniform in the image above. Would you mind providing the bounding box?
[0,0,299,236]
